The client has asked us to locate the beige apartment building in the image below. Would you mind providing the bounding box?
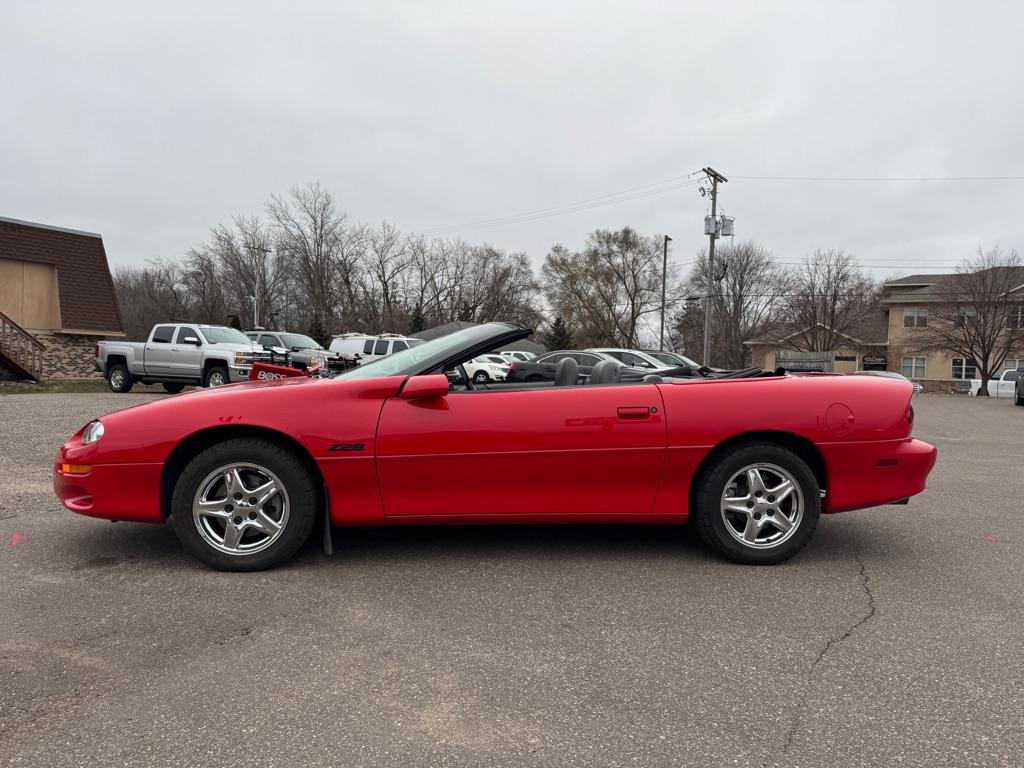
[746,271,1024,392]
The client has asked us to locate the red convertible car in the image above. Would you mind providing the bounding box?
[54,322,937,570]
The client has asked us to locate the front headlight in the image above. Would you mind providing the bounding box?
[82,420,104,445]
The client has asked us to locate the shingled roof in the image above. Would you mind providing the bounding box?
[0,216,123,335]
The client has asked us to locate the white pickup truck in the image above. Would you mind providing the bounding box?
[96,323,269,393]
[969,368,1022,397]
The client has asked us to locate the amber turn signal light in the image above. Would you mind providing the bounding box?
[61,464,93,475]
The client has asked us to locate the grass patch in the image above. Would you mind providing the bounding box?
[0,379,176,395]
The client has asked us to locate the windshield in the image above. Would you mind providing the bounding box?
[279,333,322,350]
[199,327,252,345]
[336,325,515,380]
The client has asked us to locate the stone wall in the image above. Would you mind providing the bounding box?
[32,332,103,380]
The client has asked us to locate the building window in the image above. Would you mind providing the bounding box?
[1003,358,1023,371]
[903,307,929,327]
[1008,307,1024,329]
[901,356,926,379]
[951,358,977,380]
[834,355,857,362]
[953,307,976,328]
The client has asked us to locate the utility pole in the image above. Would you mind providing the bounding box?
[701,167,728,367]
[659,235,672,351]
[245,244,271,330]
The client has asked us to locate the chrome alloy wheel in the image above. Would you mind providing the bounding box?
[109,368,125,388]
[207,370,227,387]
[192,463,290,556]
[720,463,804,550]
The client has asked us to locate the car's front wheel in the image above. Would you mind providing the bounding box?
[472,370,490,383]
[692,443,820,565]
[170,438,318,570]
[204,365,229,388]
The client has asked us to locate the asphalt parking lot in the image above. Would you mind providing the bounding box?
[1,392,1021,767]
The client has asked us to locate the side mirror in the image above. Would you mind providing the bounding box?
[400,374,450,400]
[183,336,201,346]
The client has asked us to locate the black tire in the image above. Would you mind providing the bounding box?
[203,364,229,388]
[163,383,186,394]
[107,363,133,393]
[170,438,318,571]
[472,370,490,384]
[692,442,820,565]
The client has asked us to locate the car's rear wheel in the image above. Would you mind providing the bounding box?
[163,383,185,394]
[107,363,133,393]
[171,438,318,571]
[692,443,819,565]
[204,365,229,388]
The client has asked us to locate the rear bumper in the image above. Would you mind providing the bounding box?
[820,438,937,513]
[53,453,164,524]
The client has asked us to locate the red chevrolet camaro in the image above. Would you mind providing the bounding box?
[54,322,937,570]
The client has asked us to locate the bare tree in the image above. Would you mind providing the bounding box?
[675,240,788,367]
[781,249,878,351]
[267,182,366,330]
[543,227,673,347]
[916,247,1024,395]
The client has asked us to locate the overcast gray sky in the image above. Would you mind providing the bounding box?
[2,1,1022,279]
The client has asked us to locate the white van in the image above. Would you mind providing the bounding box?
[328,333,423,364]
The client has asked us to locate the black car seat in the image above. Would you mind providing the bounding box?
[589,359,621,385]
[554,357,579,386]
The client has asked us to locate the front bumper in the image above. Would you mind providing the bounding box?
[53,440,164,524]
[228,365,252,383]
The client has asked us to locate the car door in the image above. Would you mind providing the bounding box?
[171,326,203,378]
[375,381,667,519]
[143,325,178,376]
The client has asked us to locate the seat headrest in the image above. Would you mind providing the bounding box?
[589,359,621,385]
[554,356,579,386]
[642,374,664,383]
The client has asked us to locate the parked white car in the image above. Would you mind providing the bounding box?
[585,347,675,371]
[328,333,422,364]
[464,355,510,383]
[969,368,1021,397]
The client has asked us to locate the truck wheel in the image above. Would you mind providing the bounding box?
[203,365,229,388]
[692,443,820,565]
[163,383,185,394]
[1015,391,1023,406]
[107,363,134,393]
[170,438,318,571]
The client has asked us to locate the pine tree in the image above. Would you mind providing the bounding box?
[307,314,329,348]
[542,316,574,350]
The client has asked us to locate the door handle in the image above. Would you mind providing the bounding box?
[617,406,651,420]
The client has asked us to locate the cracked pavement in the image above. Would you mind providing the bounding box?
[1,393,1022,767]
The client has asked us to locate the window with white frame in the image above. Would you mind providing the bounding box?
[951,358,977,380]
[901,356,926,379]
[903,307,929,327]
[1008,307,1024,329]
[1002,358,1023,371]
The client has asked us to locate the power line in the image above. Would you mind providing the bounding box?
[416,174,703,236]
[732,175,1024,182]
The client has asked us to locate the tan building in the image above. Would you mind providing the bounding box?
[0,216,124,381]
[744,271,1024,393]
[745,316,889,374]
[880,273,1024,392]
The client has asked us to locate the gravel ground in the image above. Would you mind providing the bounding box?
[0,393,1021,767]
